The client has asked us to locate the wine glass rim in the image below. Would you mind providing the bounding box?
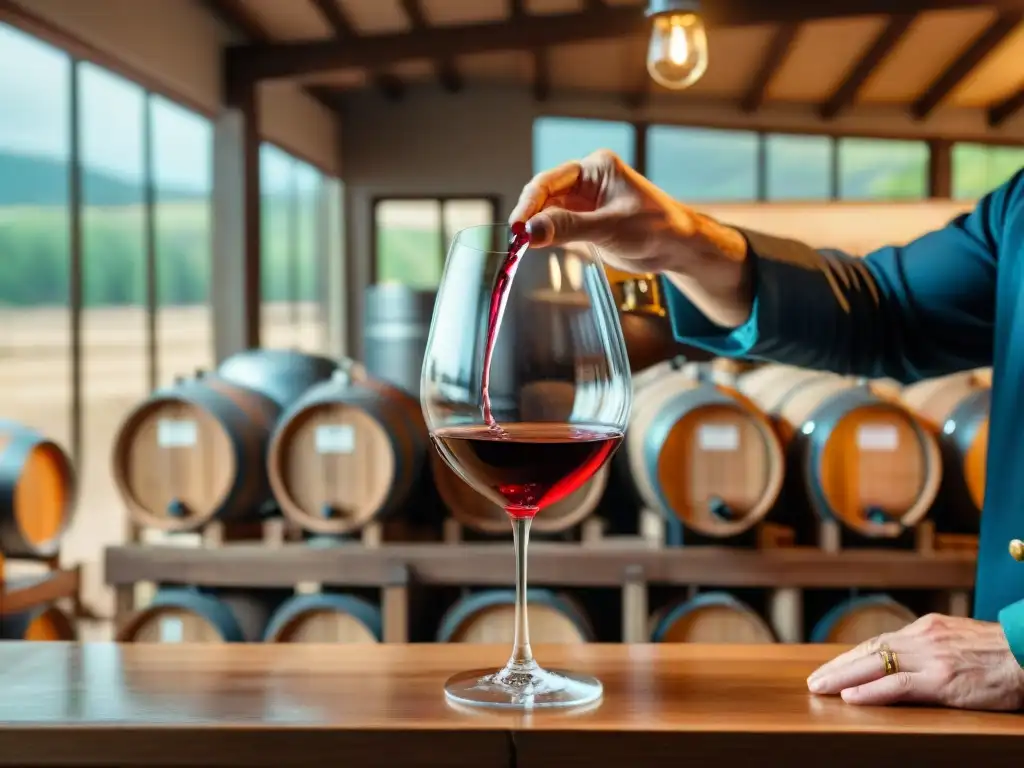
[451,222,542,255]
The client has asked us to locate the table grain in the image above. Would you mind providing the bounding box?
[0,642,1020,767]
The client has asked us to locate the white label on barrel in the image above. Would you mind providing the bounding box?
[157,419,197,448]
[315,424,356,454]
[160,617,184,643]
[697,424,740,452]
[857,424,899,451]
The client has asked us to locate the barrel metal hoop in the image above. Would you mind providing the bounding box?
[943,387,990,455]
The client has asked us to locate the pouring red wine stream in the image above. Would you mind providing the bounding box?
[480,221,531,433]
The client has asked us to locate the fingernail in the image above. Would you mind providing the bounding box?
[808,677,825,693]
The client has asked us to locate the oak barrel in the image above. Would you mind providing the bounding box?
[810,595,917,644]
[363,284,436,399]
[117,588,275,643]
[437,589,594,644]
[899,371,990,523]
[737,365,942,539]
[622,359,786,538]
[650,593,777,644]
[267,369,428,535]
[216,349,341,409]
[1,604,77,640]
[0,421,75,558]
[112,373,281,532]
[263,593,381,643]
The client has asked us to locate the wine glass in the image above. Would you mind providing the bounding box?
[420,223,633,709]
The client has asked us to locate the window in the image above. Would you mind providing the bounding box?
[765,133,833,201]
[533,117,636,174]
[79,62,148,602]
[151,96,213,387]
[838,138,929,201]
[260,145,330,352]
[0,24,73,453]
[952,143,1024,200]
[373,198,497,289]
[647,126,759,202]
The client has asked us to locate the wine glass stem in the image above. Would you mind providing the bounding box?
[509,515,535,669]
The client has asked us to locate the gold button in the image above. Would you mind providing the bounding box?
[1010,540,1024,562]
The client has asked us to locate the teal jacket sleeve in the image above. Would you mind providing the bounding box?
[662,173,1024,382]
[999,600,1024,668]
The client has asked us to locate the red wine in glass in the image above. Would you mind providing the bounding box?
[480,221,531,433]
[431,423,623,519]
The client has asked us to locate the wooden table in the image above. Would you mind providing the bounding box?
[0,643,1021,768]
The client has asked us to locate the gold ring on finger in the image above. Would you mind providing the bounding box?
[878,648,899,676]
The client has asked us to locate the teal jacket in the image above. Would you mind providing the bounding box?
[661,170,1024,664]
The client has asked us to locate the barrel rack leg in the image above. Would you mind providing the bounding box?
[621,565,648,644]
[382,564,410,643]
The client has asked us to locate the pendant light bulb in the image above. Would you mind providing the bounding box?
[646,0,709,91]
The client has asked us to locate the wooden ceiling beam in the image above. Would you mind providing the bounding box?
[819,14,916,120]
[308,0,404,101]
[533,47,551,102]
[740,23,800,113]
[226,1,1024,84]
[624,33,651,110]
[988,86,1024,127]
[399,0,462,93]
[910,12,1023,120]
[198,0,347,113]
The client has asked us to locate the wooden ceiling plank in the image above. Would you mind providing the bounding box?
[988,85,1024,127]
[740,23,800,113]
[819,13,916,120]
[309,0,405,100]
[624,33,650,110]
[199,0,346,113]
[911,11,1024,120]
[399,0,463,93]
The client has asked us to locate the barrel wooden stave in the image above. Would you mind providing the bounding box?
[112,375,281,532]
[810,596,917,644]
[900,373,990,521]
[267,372,428,535]
[117,588,274,643]
[263,593,382,643]
[437,589,594,644]
[737,365,943,539]
[623,361,786,539]
[1,604,77,641]
[650,592,776,644]
[0,420,76,559]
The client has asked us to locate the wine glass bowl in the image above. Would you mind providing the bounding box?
[421,224,633,709]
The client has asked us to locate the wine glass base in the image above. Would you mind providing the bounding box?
[444,664,603,710]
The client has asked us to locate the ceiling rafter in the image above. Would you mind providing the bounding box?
[198,0,344,113]
[819,14,916,120]
[308,0,404,100]
[911,11,1024,120]
[399,0,462,93]
[988,85,1024,127]
[740,23,801,113]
